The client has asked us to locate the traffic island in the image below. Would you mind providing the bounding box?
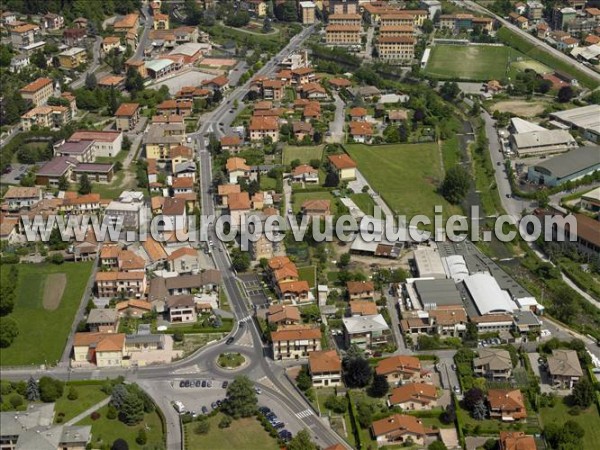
[216,352,248,370]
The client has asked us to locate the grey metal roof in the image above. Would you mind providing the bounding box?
[87,308,118,324]
[531,146,600,179]
[125,333,164,345]
[413,279,463,307]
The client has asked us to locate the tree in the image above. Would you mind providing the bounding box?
[119,392,144,425]
[25,377,40,401]
[465,322,478,343]
[441,402,456,424]
[0,318,19,348]
[78,174,92,195]
[135,429,147,445]
[58,175,70,191]
[107,87,119,116]
[571,378,594,408]
[222,376,257,418]
[324,395,347,413]
[122,135,132,151]
[338,252,351,268]
[194,419,210,434]
[440,81,460,101]
[218,415,232,428]
[296,365,312,391]
[324,170,339,187]
[9,393,23,409]
[356,400,373,427]
[225,11,251,27]
[368,374,389,398]
[428,441,448,450]
[440,165,471,204]
[557,86,574,103]
[287,429,317,450]
[30,50,47,69]
[125,67,144,94]
[422,19,434,34]
[111,438,129,450]
[231,248,251,272]
[343,354,372,388]
[300,304,321,323]
[38,377,64,402]
[85,73,97,90]
[110,384,129,410]
[0,285,15,316]
[463,388,484,412]
[472,399,488,420]
[67,386,79,400]
[545,420,585,449]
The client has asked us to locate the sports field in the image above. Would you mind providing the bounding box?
[282,145,324,165]
[345,143,461,220]
[425,45,522,81]
[0,262,93,366]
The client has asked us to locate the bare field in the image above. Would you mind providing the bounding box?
[491,100,549,117]
[43,273,66,310]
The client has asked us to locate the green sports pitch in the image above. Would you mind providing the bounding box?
[424,44,525,81]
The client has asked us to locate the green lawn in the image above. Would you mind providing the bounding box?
[77,404,164,449]
[291,191,338,215]
[54,384,109,423]
[297,265,317,288]
[282,145,324,165]
[497,27,599,89]
[0,262,94,366]
[425,44,519,81]
[539,400,600,450]
[217,352,245,368]
[259,175,277,190]
[185,413,279,450]
[350,193,376,216]
[345,143,461,221]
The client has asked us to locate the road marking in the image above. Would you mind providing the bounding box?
[295,409,314,419]
[238,315,253,323]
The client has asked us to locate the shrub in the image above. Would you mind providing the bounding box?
[135,429,147,445]
[67,386,78,400]
[106,405,117,420]
[194,419,210,435]
[90,411,101,421]
[218,415,232,428]
[9,393,23,409]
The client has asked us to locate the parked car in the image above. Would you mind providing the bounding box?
[226,337,234,345]
[201,406,209,414]
[211,402,218,410]
[222,381,229,389]
[201,380,207,388]
[258,406,271,415]
[254,386,262,394]
[207,380,212,388]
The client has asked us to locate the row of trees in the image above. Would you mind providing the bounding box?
[0,265,19,348]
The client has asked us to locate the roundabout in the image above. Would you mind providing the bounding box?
[215,351,250,371]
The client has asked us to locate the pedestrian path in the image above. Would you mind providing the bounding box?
[64,397,111,426]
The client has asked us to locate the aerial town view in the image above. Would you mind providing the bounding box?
[0,0,599,449]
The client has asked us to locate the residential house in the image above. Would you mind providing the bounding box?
[546,349,583,389]
[116,299,153,318]
[167,247,200,274]
[58,47,87,69]
[347,281,375,300]
[499,431,537,450]
[388,109,409,124]
[228,192,252,228]
[262,79,284,101]
[349,107,368,121]
[217,184,242,207]
[342,314,391,349]
[291,67,315,85]
[387,383,438,410]
[86,308,119,333]
[291,164,319,183]
[271,325,322,360]
[249,116,280,142]
[68,130,123,158]
[371,414,431,447]
[144,123,186,160]
[349,300,378,316]
[115,103,141,131]
[104,191,145,229]
[153,12,170,30]
[487,389,527,421]
[19,77,53,107]
[277,280,311,303]
[10,23,40,48]
[72,332,125,367]
[473,348,513,380]
[157,99,193,117]
[309,350,343,387]
[328,77,352,90]
[226,157,251,183]
[95,271,147,298]
[161,197,188,232]
[63,27,86,46]
[9,53,30,73]
[328,153,357,181]
[376,355,433,385]
[299,82,328,100]
[267,304,301,326]
[292,122,314,142]
[102,36,121,54]
[377,36,415,62]
[21,105,72,131]
[114,13,139,32]
[300,1,317,24]
[2,187,42,211]
[171,177,194,195]
[301,199,331,220]
[100,244,122,268]
[166,294,197,323]
[201,75,229,92]
[220,135,243,153]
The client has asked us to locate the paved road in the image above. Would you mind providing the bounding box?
[328,92,346,143]
[71,36,103,89]
[134,3,153,61]
[464,0,600,86]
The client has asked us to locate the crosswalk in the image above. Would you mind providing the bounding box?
[295,409,314,419]
[238,315,253,323]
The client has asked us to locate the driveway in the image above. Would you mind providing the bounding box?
[327,92,345,143]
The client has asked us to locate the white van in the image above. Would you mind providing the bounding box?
[172,400,186,414]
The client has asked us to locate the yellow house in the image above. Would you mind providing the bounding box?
[73,332,125,368]
[153,12,170,30]
[58,47,87,69]
[328,153,357,181]
[144,123,186,160]
[248,0,267,17]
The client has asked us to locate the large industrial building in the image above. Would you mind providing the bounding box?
[549,104,600,144]
[527,146,600,186]
[509,128,577,157]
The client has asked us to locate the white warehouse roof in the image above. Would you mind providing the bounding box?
[442,255,469,282]
[463,273,517,315]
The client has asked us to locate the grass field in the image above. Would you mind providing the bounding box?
[425,45,520,81]
[345,143,461,220]
[298,265,317,288]
[350,193,376,216]
[185,413,279,450]
[539,400,600,450]
[282,145,324,165]
[77,404,164,449]
[0,262,94,366]
[54,384,109,423]
[497,27,599,89]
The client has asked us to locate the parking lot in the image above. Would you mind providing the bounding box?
[0,163,35,185]
[153,70,216,95]
[238,273,270,307]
